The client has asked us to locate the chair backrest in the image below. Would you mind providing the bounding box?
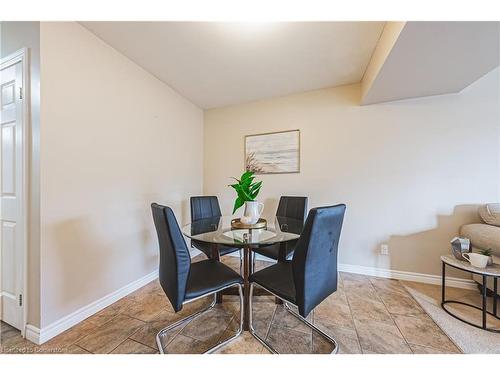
[276,196,308,222]
[151,203,191,312]
[292,204,346,317]
[190,196,222,221]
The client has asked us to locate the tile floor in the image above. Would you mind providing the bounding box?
[0,255,467,354]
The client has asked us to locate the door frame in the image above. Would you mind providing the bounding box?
[0,48,29,336]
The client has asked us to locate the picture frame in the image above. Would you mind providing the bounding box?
[244,129,300,174]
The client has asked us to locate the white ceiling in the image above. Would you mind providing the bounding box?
[362,22,500,104]
[81,22,385,109]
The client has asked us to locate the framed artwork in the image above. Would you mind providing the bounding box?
[244,129,300,174]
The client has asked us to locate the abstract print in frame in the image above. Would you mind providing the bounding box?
[245,129,300,174]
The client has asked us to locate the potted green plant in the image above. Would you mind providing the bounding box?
[229,171,263,224]
[480,248,493,266]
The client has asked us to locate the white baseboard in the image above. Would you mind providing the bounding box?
[25,270,159,345]
[338,263,477,290]
[25,324,40,344]
[201,249,476,290]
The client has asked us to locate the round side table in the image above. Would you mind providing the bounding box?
[441,255,500,332]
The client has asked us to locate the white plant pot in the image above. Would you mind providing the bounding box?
[240,201,264,225]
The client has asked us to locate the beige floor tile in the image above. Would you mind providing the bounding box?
[1,321,20,341]
[370,277,409,296]
[65,344,93,354]
[251,301,277,337]
[215,332,264,354]
[314,320,361,354]
[271,305,312,334]
[392,314,459,352]
[4,271,483,355]
[181,307,233,343]
[311,331,336,354]
[354,319,412,354]
[110,339,158,354]
[410,343,461,354]
[164,334,211,354]
[84,293,139,328]
[343,278,381,301]
[346,294,393,324]
[125,292,172,322]
[176,296,213,317]
[212,300,241,320]
[266,324,312,354]
[314,298,355,330]
[76,314,146,354]
[377,290,425,316]
[130,309,181,349]
[40,319,98,352]
[325,287,349,304]
[340,272,369,282]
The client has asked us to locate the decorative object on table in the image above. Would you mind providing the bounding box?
[245,129,300,174]
[229,171,263,224]
[450,237,470,260]
[462,252,490,268]
[231,217,267,230]
[480,248,494,266]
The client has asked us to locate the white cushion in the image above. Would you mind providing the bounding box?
[478,203,500,227]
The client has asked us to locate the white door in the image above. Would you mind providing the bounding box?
[0,54,25,331]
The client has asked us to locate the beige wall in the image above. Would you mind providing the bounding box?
[1,22,41,327]
[204,68,500,278]
[39,22,203,327]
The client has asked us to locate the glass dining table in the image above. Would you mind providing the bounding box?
[181,215,302,331]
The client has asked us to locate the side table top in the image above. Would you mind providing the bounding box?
[441,254,500,277]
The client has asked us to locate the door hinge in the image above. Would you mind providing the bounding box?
[19,87,23,100]
[19,294,23,307]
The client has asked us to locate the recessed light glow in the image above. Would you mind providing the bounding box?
[218,22,279,35]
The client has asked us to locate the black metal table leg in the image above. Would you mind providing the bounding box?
[243,244,251,331]
[441,261,446,303]
[482,275,487,329]
[441,256,500,333]
[494,277,498,317]
[211,244,223,304]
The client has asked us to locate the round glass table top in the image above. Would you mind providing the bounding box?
[181,216,302,246]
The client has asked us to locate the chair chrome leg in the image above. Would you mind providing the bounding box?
[248,282,339,354]
[156,283,244,354]
[248,283,278,353]
[283,302,339,354]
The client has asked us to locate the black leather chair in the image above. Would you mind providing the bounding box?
[151,203,244,354]
[248,204,346,354]
[253,196,308,265]
[190,196,242,265]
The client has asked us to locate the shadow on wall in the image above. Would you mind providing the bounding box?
[385,204,481,278]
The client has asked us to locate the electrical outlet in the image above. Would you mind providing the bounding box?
[380,244,389,255]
